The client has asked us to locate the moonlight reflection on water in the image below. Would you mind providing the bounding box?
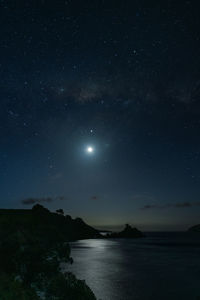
[67,234,200,300]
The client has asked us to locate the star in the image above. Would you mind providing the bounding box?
[58,87,65,94]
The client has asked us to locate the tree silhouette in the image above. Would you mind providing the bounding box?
[56,209,64,215]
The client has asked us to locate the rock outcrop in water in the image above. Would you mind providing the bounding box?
[188,224,200,232]
[106,224,144,238]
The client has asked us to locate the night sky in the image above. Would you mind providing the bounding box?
[1,0,200,230]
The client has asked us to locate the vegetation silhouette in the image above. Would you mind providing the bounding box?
[0,204,144,298]
[0,204,97,299]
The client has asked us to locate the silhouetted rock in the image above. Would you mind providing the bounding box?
[188,224,200,232]
[107,224,144,238]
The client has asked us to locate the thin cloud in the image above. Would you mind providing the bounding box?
[174,202,192,208]
[141,201,200,210]
[142,204,158,209]
[21,196,66,205]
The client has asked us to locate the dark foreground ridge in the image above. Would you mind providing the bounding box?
[0,204,102,241]
[0,204,144,299]
[106,224,144,238]
[0,204,98,299]
[188,224,200,232]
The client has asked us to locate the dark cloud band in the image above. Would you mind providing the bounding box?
[141,202,200,210]
[21,196,65,205]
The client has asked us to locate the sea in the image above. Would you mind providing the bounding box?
[67,232,200,300]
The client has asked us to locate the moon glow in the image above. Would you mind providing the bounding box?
[86,146,94,153]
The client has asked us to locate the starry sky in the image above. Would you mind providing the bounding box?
[1,0,200,230]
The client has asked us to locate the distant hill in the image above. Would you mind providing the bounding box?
[188,224,200,232]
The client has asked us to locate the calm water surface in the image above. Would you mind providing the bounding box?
[67,232,200,300]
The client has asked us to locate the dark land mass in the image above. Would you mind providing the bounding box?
[106,224,144,238]
[0,204,101,241]
[0,205,144,299]
[0,205,144,241]
[0,204,98,300]
[188,224,200,232]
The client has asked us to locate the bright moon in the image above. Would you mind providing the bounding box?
[86,146,94,153]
